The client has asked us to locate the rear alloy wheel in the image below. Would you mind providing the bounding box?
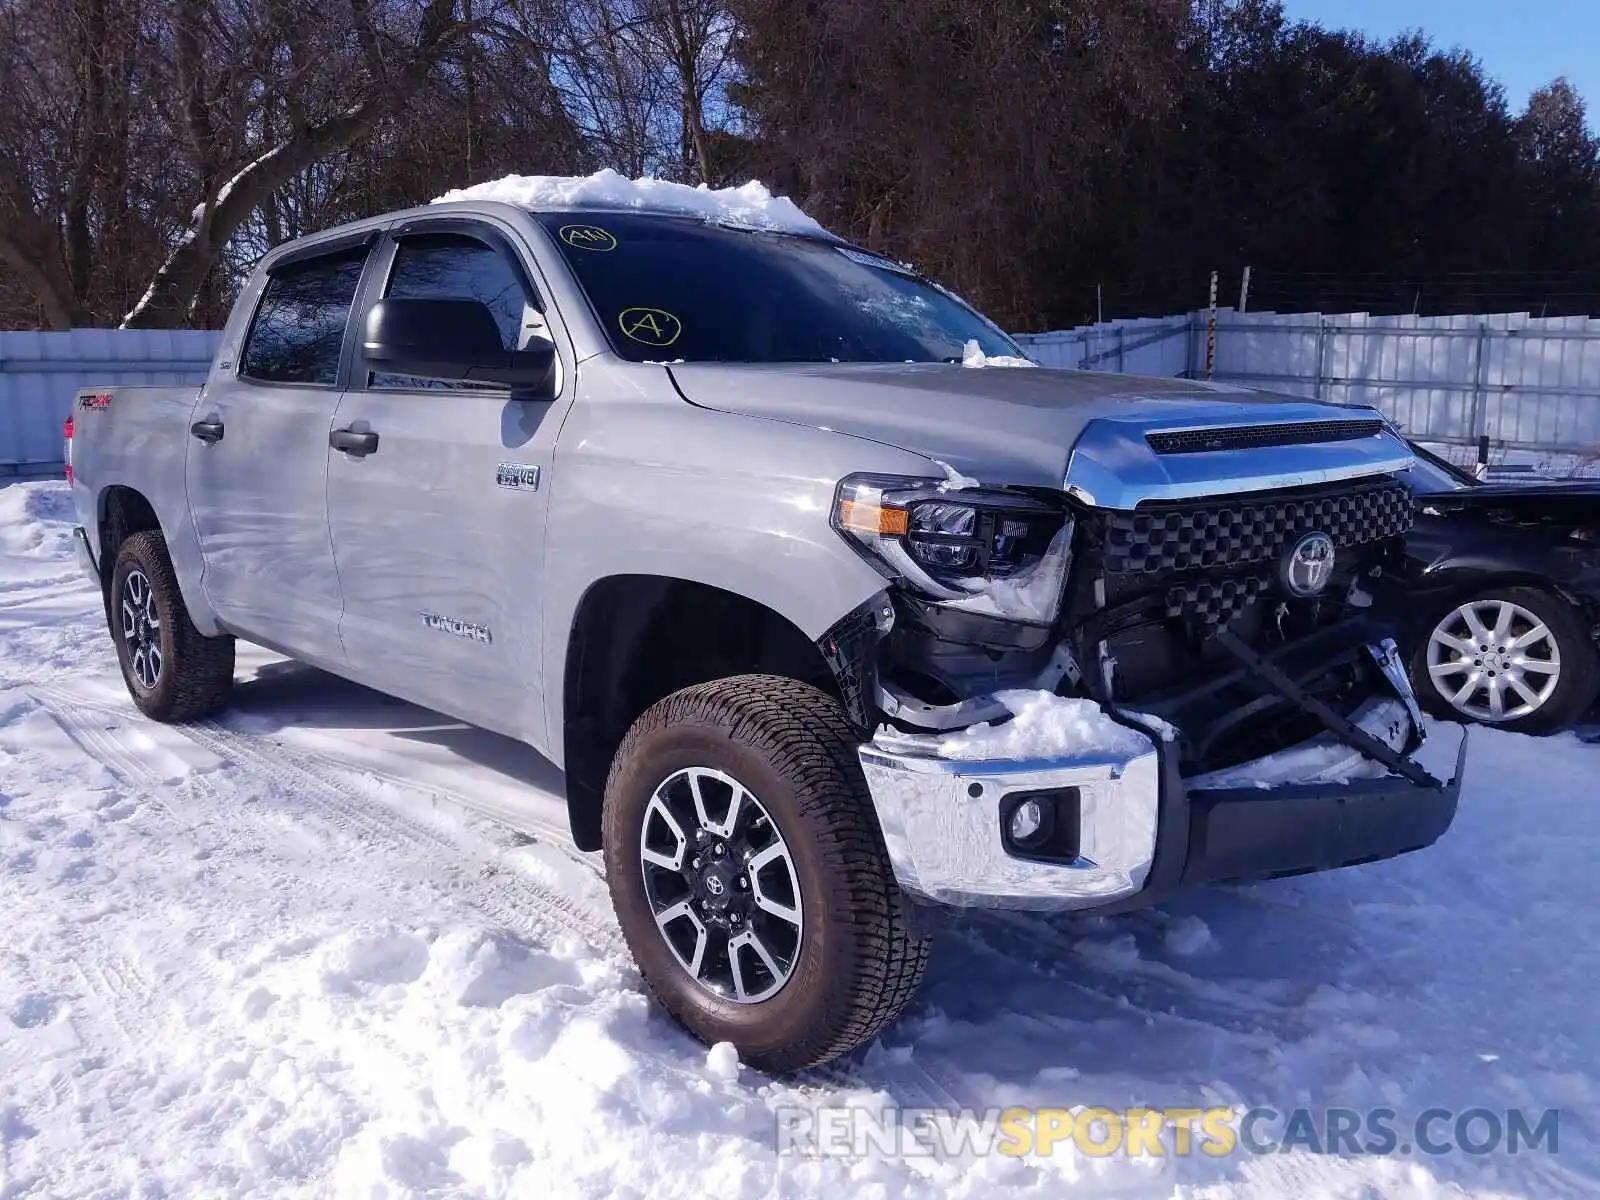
[603,675,932,1073]
[1416,586,1598,734]
[108,530,235,722]
[120,568,163,691]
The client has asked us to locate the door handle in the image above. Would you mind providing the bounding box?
[190,419,224,444]
[329,428,380,457]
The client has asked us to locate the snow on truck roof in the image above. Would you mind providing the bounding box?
[432,169,829,237]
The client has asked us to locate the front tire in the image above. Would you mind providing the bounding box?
[108,530,235,722]
[1412,585,1597,734]
[602,675,932,1073]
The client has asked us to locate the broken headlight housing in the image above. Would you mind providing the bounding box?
[831,474,1074,626]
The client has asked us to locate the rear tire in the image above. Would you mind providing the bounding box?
[601,674,932,1073]
[108,530,234,722]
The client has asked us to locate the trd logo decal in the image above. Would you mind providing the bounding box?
[495,463,541,490]
[79,392,113,409]
[420,612,493,644]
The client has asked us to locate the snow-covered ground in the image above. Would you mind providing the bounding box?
[2,479,1597,1198]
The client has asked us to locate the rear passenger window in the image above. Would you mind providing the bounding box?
[371,233,536,390]
[239,246,368,385]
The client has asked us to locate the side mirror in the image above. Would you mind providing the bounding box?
[363,297,555,396]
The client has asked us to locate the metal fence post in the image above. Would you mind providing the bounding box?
[1314,317,1329,401]
[1205,272,1219,379]
[1469,321,1489,445]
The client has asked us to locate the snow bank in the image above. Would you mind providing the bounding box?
[434,169,827,236]
[935,689,1153,761]
[0,481,76,560]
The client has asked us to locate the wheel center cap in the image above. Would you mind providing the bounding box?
[698,864,736,909]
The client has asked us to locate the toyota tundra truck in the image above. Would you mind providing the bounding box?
[65,176,1467,1072]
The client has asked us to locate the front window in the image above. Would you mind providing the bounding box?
[537,212,1023,364]
[372,231,539,391]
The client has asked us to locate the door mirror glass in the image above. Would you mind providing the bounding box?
[363,297,555,395]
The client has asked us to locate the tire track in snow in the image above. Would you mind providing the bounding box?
[6,692,201,1061]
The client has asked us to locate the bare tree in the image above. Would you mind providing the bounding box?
[0,0,478,328]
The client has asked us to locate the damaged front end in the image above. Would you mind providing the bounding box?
[818,433,1468,913]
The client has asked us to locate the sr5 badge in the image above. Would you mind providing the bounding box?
[495,463,540,491]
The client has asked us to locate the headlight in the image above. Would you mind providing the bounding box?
[831,474,1074,625]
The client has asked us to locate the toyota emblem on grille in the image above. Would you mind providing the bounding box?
[1281,531,1337,597]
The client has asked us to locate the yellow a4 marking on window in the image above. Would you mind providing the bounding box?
[559,224,618,251]
[618,307,682,347]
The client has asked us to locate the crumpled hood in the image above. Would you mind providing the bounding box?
[667,361,1408,497]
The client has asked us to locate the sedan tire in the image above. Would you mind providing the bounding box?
[1412,585,1597,734]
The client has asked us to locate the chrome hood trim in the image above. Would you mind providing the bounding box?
[1063,412,1415,509]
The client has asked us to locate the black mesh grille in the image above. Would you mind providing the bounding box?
[1146,419,1386,455]
[1165,573,1271,627]
[1103,479,1413,576]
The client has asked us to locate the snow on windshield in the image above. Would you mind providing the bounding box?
[434,169,827,237]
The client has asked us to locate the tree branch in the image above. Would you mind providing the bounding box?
[123,0,466,328]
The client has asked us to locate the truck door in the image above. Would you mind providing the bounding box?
[325,221,568,742]
[185,237,375,665]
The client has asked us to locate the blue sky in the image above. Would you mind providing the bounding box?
[1280,0,1596,114]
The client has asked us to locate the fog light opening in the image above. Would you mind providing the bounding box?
[1009,798,1045,844]
[999,787,1081,863]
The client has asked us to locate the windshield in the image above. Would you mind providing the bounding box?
[536,212,1024,364]
[1402,442,1477,494]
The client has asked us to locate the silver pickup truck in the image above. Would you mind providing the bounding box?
[66,185,1466,1071]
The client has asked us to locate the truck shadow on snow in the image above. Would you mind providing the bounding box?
[224,653,566,797]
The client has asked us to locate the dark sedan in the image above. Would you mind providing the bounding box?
[1400,445,1600,733]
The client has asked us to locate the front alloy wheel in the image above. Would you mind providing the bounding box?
[602,675,932,1073]
[640,767,803,1003]
[1416,586,1598,735]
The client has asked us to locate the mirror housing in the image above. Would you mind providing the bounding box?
[363,297,555,395]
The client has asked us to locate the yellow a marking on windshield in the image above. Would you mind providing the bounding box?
[619,307,682,347]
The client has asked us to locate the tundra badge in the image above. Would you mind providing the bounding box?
[420,612,493,644]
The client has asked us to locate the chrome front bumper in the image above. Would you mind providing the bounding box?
[859,732,1165,910]
[857,644,1466,913]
